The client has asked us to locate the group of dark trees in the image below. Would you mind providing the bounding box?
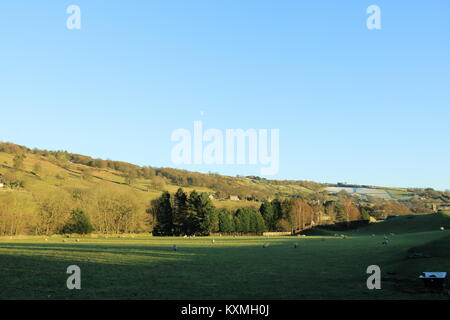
[151,189,371,236]
[62,209,94,234]
[151,188,276,236]
[151,189,222,236]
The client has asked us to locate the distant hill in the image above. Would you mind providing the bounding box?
[355,211,450,234]
[0,141,448,210]
[303,211,450,237]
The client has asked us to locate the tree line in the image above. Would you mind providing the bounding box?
[0,184,421,237]
[0,141,440,236]
[150,188,369,236]
[0,183,151,236]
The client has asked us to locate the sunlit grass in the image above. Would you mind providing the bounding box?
[1,229,449,300]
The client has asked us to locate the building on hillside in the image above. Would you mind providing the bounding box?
[229,195,240,201]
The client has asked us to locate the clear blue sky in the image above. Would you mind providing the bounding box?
[0,1,449,190]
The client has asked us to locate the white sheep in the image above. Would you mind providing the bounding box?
[263,242,269,248]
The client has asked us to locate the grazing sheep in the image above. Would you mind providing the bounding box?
[441,227,445,231]
[45,238,48,241]
[211,239,215,244]
[263,243,269,248]
[76,239,80,242]
[390,233,395,236]
[382,239,389,245]
[371,234,375,237]
[173,244,177,251]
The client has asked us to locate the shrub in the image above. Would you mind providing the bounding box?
[62,209,94,234]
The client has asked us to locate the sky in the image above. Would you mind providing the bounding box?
[0,1,449,190]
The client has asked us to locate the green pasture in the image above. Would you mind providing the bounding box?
[0,213,449,300]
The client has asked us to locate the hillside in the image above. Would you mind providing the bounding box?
[1,141,448,204]
[305,212,450,236]
[0,141,449,237]
[0,143,265,210]
[355,212,450,234]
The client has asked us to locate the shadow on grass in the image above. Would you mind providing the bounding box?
[1,236,445,300]
[0,239,336,300]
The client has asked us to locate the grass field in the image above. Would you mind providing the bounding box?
[1,213,449,300]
